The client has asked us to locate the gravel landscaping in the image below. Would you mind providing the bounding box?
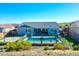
[0,50,79,56]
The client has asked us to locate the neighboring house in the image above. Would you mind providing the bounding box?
[0,24,15,33]
[18,22,59,36]
[0,28,4,39]
[69,20,79,42]
[0,24,16,39]
[11,24,19,28]
[7,24,19,36]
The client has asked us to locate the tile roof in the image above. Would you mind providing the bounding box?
[20,22,59,28]
[0,24,15,28]
[71,20,79,27]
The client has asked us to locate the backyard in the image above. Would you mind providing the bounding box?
[0,35,79,56]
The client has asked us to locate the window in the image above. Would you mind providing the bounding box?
[34,29,41,33]
[51,29,54,32]
[42,29,48,33]
[26,28,31,32]
[0,28,2,33]
[51,29,57,34]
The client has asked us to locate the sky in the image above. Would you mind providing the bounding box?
[0,3,79,24]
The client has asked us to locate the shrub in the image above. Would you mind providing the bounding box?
[4,40,32,51]
[53,43,65,50]
[21,41,32,50]
[73,44,79,50]
[0,42,7,45]
[16,41,32,50]
[43,46,50,50]
[4,42,16,51]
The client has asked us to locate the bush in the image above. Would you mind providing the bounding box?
[21,41,32,50]
[4,42,16,51]
[16,41,32,50]
[43,46,50,50]
[4,40,32,51]
[0,42,7,45]
[73,44,79,50]
[53,43,65,50]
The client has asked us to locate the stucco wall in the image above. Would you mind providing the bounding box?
[18,27,33,36]
[69,27,79,42]
[18,26,59,36]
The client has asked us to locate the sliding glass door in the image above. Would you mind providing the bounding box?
[33,28,48,36]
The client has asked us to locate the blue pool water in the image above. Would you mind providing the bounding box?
[26,38,59,43]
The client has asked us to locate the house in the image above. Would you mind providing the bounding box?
[0,28,4,39]
[0,24,15,33]
[18,22,59,37]
[6,24,19,36]
[11,24,19,28]
[69,20,79,42]
[0,24,16,39]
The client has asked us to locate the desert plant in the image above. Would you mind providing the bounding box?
[0,42,7,45]
[53,43,65,50]
[4,40,32,51]
[4,42,16,51]
[43,46,50,50]
[21,41,32,50]
[15,41,24,51]
[73,44,79,50]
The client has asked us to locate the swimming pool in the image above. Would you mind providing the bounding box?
[26,38,60,44]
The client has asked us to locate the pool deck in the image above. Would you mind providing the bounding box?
[32,43,54,46]
[32,42,58,46]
